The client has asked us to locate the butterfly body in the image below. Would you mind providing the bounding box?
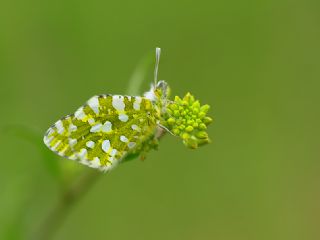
[44,81,169,172]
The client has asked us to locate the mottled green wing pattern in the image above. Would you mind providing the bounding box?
[44,95,158,171]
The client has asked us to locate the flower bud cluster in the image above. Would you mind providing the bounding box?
[164,93,213,149]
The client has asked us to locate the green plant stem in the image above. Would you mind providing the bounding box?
[33,130,167,240]
[32,170,101,240]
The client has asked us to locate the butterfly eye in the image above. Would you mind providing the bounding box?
[156,80,169,98]
[156,80,167,89]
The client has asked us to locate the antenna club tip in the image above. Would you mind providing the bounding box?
[154,47,161,85]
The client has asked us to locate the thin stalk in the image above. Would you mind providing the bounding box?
[32,170,101,240]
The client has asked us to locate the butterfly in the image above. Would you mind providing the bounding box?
[43,48,170,172]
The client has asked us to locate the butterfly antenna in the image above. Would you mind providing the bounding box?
[154,47,161,86]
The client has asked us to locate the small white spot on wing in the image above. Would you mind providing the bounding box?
[86,141,95,149]
[120,135,129,143]
[88,118,95,125]
[112,95,125,111]
[101,121,112,133]
[79,158,90,166]
[69,123,77,132]
[128,142,136,149]
[69,154,77,160]
[144,90,157,101]
[110,149,117,156]
[44,135,53,145]
[47,128,55,136]
[52,140,62,151]
[119,114,128,122]
[75,107,86,120]
[131,124,141,132]
[78,148,87,159]
[90,123,102,133]
[102,140,111,153]
[55,120,64,134]
[90,157,101,168]
[87,96,100,114]
[69,138,77,147]
[133,96,142,110]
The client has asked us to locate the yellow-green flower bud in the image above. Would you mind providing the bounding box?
[200,104,210,113]
[199,123,207,130]
[163,92,213,149]
[167,118,175,125]
[170,104,178,110]
[183,92,193,102]
[193,108,199,114]
[173,128,180,135]
[198,138,211,146]
[185,126,194,132]
[183,137,198,149]
[203,116,213,125]
[198,112,206,119]
[174,96,182,102]
[192,101,200,109]
[187,120,194,125]
[182,100,188,106]
[196,131,208,139]
[181,133,190,140]
[179,125,186,130]
[174,110,180,117]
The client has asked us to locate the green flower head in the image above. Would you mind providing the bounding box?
[163,92,213,149]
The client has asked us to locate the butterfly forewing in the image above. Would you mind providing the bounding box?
[44,95,158,171]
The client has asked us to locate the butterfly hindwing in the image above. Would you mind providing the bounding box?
[44,95,158,171]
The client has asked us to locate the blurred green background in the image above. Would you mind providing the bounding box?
[1,0,320,239]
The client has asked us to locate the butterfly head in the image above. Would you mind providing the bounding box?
[155,80,170,100]
[144,80,170,103]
